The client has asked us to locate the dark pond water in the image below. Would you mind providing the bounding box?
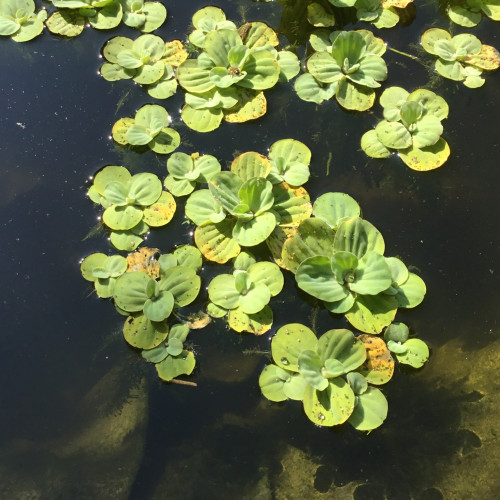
[1,1,499,499]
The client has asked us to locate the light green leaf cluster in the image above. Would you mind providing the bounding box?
[0,0,46,41]
[184,145,313,262]
[87,164,176,251]
[447,0,500,28]
[141,324,196,381]
[177,8,299,131]
[164,152,221,197]
[113,262,201,323]
[101,35,186,99]
[421,28,500,88]
[361,86,451,170]
[118,0,166,32]
[353,0,401,29]
[259,323,388,430]
[269,192,426,333]
[267,139,312,187]
[112,104,180,154]
[206,251,284,334]
[295,29,387,110]
[46,0,123,37]
[80,253,128,298]
[384,322,430,368]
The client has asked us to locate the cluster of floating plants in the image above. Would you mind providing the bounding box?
[2,0,482,425]
[259,321,428,429]
[445,0,500,27]
[421,28,500,88]
[82,245,202,381]
[111,104,181,154]
[87,164,176,251]
[361,87,451,170]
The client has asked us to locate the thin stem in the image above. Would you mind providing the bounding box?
[389,47,422,63]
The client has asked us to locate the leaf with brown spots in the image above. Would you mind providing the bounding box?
[126,247,161,278]
[357,334,394,385]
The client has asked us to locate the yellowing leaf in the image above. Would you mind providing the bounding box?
[162,40,188,67]
[357,334,395,385]
[224,90,267,123]
[126,247,161,278]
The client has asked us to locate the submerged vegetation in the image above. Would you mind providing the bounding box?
[2,0,492,429]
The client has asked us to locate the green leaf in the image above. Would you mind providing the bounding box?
[185,189,225,225]
[227,305,273,334]
[281,218,335,273]
[375,120,412,150]
[384,322,409,343]
[296,256,347,302]
[247,261,284,296]
[233,212,277,246]
[194,220,241,263]
[334,217,385,258]
[80,253,108,282]
[259,365,290,402]
[113,272,151,312]
[149,128,180,155]
[380,86,410,121]
[142,191,176,227]
[345,294,398,334]
[238,177,274,214]
[298,350,329,390]
[155,350,196,381]
[361,130,392,159]
[208,274,240,310]
[395,272,426,308]
[399,138,450,171]
[143,290,174,322]
[45,10,85,37]
[166,337,184,356]
[335,78,376,111]
[421,28,451,56]
[272,183,312,227]
[316,329,366,372]
[122,313,168,349]
[276,50,301,82]
[238,282,271,314]
[395,338,429,368]
[303,379,355,426]
[160,266,201,307]
[448,5,482,27]
[128,173,162,206]
[294,73,336,104]
[271,323,318,372]
[348,386,388,430]
[231,151,272,181]
[349,251,392,295]
[347,372,368,395]
[313,192,360,229]
[103,204,143,231]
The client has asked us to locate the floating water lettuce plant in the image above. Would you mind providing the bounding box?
[446,0,500,27]
[188,5,237,48]
[164,152,221,197]
[101,35,187,100]
[80,253,128,298]
[184,144,312,263]
[112,104,181,154]
[141,324,196,382]
[177,8,300,132]
[421,28,500,88]
[361,86,451,171]
[121,245,203,349]
[45,0,123,37]
[259,323,389,430]
[206,251,284,334]
[87,165,176,251]
[294,29,387,110]
[119,0,166,32]
[383,322,429,367]
[0,0,47,41]
[267,192,426,333]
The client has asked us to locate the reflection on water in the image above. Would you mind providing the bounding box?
[0,0,499,498]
